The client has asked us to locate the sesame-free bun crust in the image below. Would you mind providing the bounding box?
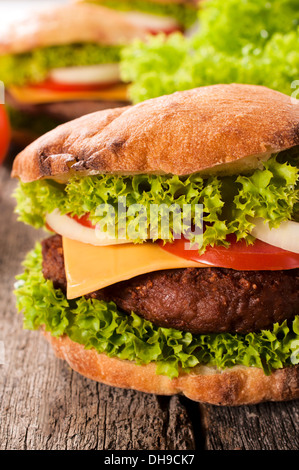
[0,3,147,55]
[44,332,299,406]
[12,84,299,182]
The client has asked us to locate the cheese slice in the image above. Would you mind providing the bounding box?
[63,237,203,299]
[9,83,129,104]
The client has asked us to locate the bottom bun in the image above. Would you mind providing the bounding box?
[44,332,299,406]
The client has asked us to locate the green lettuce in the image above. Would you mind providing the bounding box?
[13,150,299,252]
[14,243,299,379]
[192,0,299,54]
[0,43,122,87]
[84,0,198,28]
[120,0,299,103]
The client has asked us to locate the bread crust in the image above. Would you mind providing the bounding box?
[12,84,299,182]
[44,331,299,405]
[0,3,147,55]
[141,0,198,4]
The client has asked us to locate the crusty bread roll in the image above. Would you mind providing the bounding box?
[12,84,299,183]
[44,332,299,406]
[0,3,147,55]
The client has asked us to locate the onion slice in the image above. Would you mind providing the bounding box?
[46,209,130,246]
[48,64,120,85]
[251,218,299,254]
[123,11,179,33]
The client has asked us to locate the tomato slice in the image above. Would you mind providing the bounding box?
[158,234,299,270]
[29,78,119,93]
[66,213,96,229]
[0,105,11,164]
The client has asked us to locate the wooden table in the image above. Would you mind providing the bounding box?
[1,147,298,451]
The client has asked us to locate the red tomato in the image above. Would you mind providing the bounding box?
[67,213,96,228]
[29,79,119,93]
[0,105,11,164]
[158,234,299,270]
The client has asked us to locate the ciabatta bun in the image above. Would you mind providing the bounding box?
[75,0,199,7]
[44,331,299,406]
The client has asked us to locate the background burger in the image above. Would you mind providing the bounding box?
[12,84,299,406]
[0,2,147,147]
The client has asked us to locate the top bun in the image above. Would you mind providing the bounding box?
[0,3,147,55]
[12,84,299,182]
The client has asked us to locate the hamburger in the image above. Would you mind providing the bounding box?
[12,84,299,406]
[0,2,147,146]
[74,0,199,33]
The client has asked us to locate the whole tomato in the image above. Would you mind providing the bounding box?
[0,105,11,164]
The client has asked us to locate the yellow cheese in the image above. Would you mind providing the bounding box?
[63,237,203,299]
[9,83,129,104]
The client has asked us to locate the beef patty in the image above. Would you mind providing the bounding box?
[42,235,299,335]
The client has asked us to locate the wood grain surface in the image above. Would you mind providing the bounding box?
[0,147,298,451]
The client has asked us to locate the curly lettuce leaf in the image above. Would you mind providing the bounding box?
[120,0,299,103]
[0,43,122,87]
[14,243,299,379]
[13,151,299,251]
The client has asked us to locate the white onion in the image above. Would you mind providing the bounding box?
[46,209,130,246]
[123,11,179,33]
[251,217,299,253]
[48,63,120,85]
